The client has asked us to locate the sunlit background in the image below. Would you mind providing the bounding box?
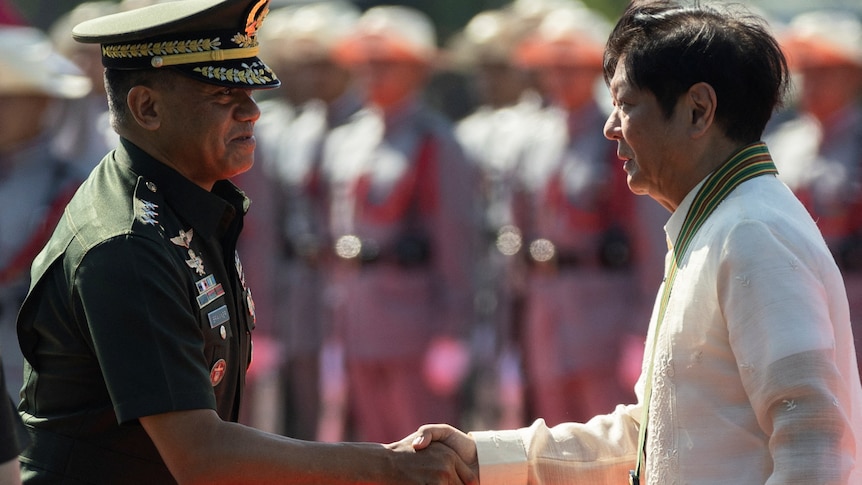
[11,0,862,37]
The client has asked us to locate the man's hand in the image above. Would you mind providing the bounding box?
[386,434,478,485]
[401,424,479,481]
[142,408,478,485]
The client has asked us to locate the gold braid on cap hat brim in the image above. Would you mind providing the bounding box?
[102,33,259,68]
[152,45,259,67]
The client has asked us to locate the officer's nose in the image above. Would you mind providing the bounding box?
[237,90,261,123]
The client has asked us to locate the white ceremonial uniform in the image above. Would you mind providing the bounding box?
[472,162,862,484]
[512,101,657,425]
[237,91,361,438]
[323,97,477,442]
[456,92,544,239]
[455,92,544,428]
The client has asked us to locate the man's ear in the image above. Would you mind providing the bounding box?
[127,85,162,131]
[686,82,717,139]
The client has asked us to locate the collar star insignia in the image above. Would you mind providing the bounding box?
[138,200,160,226]
[140,213,158,226]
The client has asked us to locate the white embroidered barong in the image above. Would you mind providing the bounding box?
[473,169,862,484]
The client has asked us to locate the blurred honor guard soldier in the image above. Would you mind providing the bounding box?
[48,1,120,173]
[15,1,477,484]
[510,4,654,425]
[766,10,862,377]
[449,8,541,430]
[0,26,90,399]
[325,6,478,443]
[239,0,362,440]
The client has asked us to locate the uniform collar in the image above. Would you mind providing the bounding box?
[116,137,248,239]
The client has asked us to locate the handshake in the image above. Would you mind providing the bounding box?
[384,424,480,485]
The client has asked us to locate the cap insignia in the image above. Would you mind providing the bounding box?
[245,0,270,37]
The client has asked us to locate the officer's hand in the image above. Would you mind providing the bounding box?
[386,430,478,485]
[406,424,479,480]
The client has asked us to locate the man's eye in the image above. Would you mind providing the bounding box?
[220,88,233,96]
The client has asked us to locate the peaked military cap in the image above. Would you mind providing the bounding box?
[72,0,280,89]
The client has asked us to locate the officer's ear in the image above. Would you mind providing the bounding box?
[126,85,162,131]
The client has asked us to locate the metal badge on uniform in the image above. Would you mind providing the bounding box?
[137,199,160,226]
[208,304,230,328]
[185,250,205,275]
[235,251,256,326]
[210,358,227,386]
[235,251,247,289]
[170,228,206,276]
[170,228,194,248]
[196,274,225,309]
[245,287,256,324]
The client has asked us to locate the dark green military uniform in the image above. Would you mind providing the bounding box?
[17,138,255,484]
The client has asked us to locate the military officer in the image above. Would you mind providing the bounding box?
[15,1,475,484]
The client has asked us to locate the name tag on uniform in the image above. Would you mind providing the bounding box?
[207,304,230,328]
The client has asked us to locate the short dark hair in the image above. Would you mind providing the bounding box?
[603,1,790,143]
[104,68,177,132]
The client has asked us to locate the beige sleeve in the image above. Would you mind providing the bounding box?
[473,404,642,485]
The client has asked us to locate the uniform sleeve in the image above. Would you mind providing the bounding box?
[74,235,216,424]
[0,358,29,462]
[720,219,857,484]
[473,404,642,485]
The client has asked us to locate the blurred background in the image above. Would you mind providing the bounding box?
[12,0,862,37]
